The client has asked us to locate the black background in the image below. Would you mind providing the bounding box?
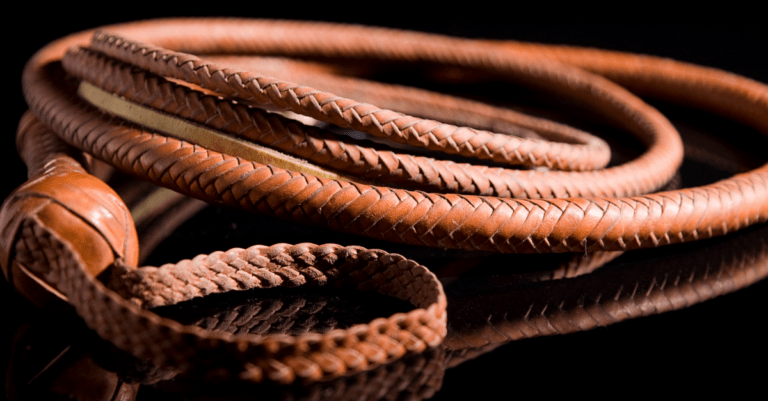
[3,8,766,399]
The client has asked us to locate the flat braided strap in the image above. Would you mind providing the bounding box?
[22,19,768,253]
[1,116,447,384]
[17,224,446,383]
[10,195,446,384]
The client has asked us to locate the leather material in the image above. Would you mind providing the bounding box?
[3,18,767,386]
[20,20,763,253]
[0,115,139,303]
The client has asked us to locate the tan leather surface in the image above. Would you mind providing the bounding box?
[3,18,767,386]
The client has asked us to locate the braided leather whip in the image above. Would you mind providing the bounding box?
[1,18,767,385]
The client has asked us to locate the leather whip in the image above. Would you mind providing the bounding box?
[2,18,767,384]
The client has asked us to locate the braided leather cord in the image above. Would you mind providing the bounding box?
[87,35,615,173]
[206,54,597,144]
[20,19,768,254]
[63,47,664,199]
[84,31,682,195]
[14,111,90,181]
[13,212,446,384]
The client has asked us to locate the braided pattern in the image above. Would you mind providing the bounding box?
[111,243,441,310]
[444,226,768,350]
[43,20,768,254]
[8,18,768,390]
[156,347,445,401]
[15,113,89,180]
[183,298,339,336]
[23,65,768,252]
[87,32,618,172]
[214,54,599,144]
[14,218,446,384]
[65,47,667,199]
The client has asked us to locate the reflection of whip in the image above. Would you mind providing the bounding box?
[443,222,768,357]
